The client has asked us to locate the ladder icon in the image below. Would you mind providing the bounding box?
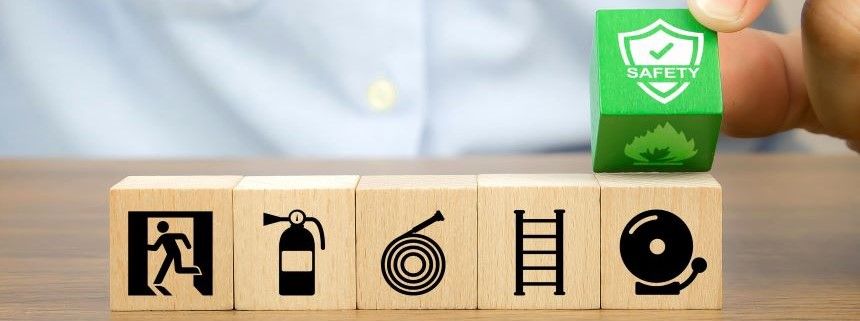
[514,209,565,296]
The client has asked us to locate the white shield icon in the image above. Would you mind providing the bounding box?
[618,19,704,104]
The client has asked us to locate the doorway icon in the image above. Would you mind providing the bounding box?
[127,211,213,296]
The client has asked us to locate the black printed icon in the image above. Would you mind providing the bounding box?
[620,209,707,295]
[127,211,213,296]
[514,209,565,296]
[263,210,326,296]
[381,210,446,296]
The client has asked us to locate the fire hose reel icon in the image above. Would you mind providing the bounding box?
[381,210,446,296]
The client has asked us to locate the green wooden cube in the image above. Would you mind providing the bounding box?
[591,9,722,172]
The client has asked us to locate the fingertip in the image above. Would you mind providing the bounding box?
[688,0,771,32]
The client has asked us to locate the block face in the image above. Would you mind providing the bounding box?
[109,176,241,311]
[593,115,720,172]
[356,175,477,309]
[597,173,722,309]
[591,9,722,172]
[595,9,721,114]
[233,176,358,310]
[477,174,600,309]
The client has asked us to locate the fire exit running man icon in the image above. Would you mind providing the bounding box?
[148,221,202,295]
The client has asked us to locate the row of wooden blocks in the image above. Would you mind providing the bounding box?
[109,173,721,311]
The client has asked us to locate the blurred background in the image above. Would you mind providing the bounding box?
[0,0,849,158]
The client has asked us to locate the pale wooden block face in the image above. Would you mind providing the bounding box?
[356,175,478,309]
[477,174,600,309]
[109,176,241,311]
[233,176,358,310]
[597,173,722,309]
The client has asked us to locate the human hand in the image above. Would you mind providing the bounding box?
[688,0,860,152]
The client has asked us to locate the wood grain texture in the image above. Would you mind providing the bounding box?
[0,155,858,320]
[356,175,478,309]
[596,173,722,309]
[477,174,600,309]
[233,176,358,310]
[109,176,242,311]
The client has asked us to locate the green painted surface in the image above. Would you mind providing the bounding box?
[590,9,722,172]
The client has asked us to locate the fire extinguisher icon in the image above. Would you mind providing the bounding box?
[263,209,326,296]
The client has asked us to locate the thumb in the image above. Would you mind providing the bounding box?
[688,0,771,32]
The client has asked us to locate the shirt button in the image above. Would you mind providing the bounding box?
[367,78,397,112]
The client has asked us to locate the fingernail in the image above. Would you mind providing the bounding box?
[694,0,747,21]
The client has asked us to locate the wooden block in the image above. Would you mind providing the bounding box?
[596,173,722,309]
[233,176,359,310]
[477,174,600,309]
[109,176,241,311]
[591,9,722,172]
[356,175,477,309]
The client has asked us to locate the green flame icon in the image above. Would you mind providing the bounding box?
[624,122,698,165]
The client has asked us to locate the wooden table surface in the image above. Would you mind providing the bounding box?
[0,154,858,320]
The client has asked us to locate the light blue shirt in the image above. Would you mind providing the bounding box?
[0,1,779,157]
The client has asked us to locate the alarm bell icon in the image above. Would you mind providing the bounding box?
[620,209,707,295]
